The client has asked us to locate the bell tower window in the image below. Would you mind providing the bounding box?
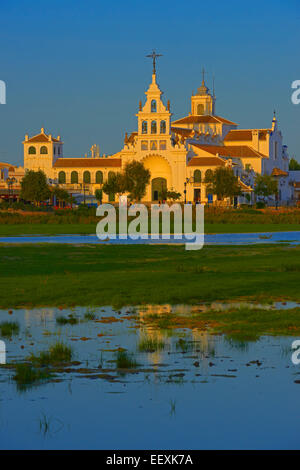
[142,121,148,134]
[151,121,157,134]
[160,120,166,134]
[151,100,157,112]
[28,146,36,155]
[197,104,204,115]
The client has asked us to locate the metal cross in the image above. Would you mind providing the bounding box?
[146,50,163,74]
[202,67,207,84]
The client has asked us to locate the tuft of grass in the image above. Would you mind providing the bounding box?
[0,321,19,338]
[84,312,97,321]
[116,350,138,369]
[28,342,72,366]
[13,363,52,391]
[169,399,176,415]
[175,338,193,352]
[138,335,165,353]
[56,315,78,325]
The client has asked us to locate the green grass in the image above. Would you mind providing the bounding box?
[56,315,79,325]
[0,224,97,236]
[28,342,72,366]
[143,306,300,340]
[138,335,165,352]
[1,243,300,310]
[83,312,97,321]
[0,222,299,236]
[0,321,19,337]
[201,306,300,340]
[116,350,139,369]
[13,363,52,391]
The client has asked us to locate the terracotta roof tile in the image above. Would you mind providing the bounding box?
[171,127,193,137]
[191,143,266,159]
[0,162,16,169]
[54,158,122,168]
[24,132,61,143]
[172,114,237,126]
[224,129,271,142]
[187,156,226,167]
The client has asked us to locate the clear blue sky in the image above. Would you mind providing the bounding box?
[1,0,300,166]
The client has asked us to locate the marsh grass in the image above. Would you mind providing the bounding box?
[28,342,72,366]
[13,363,52,391]
[39,413,52,436]
[84,312,97,321]
[175,338,194,353]
[138,335,165,353]
[203,306,300,340]
[281,264,300,272]
[56,315,78,325]
[0,321,19,337]
[116,350,139,369]
[3,244,300,310]
[169,399,176,416]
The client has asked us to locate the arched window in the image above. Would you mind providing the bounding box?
[40,146,48,154]
[150,141,157,150]
[83,171,91,184]
[95,170,103,184]
[28,146,36,155]
[108,171,115,182]
[141,141,148,150]
[58,171,66,184]
[205,169,213,180]
[160,120,166,134]
[151,121,157,134]
[194,170,201,183]
[151,100,157,112]
[71,171,78,184]
[142,121,148,134]
[197,104,204,115]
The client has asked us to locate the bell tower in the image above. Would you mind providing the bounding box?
[191,68,215,116]
[135,51,172,152]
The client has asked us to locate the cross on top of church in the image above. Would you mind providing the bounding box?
[146,50,162,74]
[202,67,207,84]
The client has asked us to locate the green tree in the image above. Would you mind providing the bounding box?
[51,187,72,207]
[289,158,300,171]
[123,160,151,202]
[204,167,241,201]
[254,174,278,200]
[102,172,126,200]
[20,170,51,204]
[159,188,181,202]
[95,189,103,205]
[166,190,181,202]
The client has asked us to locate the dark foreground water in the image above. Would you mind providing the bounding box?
[0,231,300,245]
[0,304,299,449]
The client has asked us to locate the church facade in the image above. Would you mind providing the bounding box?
[22,59,293,204]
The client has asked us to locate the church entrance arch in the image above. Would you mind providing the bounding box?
[152,177,167,201]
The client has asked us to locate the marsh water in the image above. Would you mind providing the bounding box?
[0,303,300,450]
[1,231,300,245]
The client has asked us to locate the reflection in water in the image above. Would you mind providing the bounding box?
[0,305,299,450]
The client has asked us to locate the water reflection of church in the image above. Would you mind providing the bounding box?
[138,304,215,367]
